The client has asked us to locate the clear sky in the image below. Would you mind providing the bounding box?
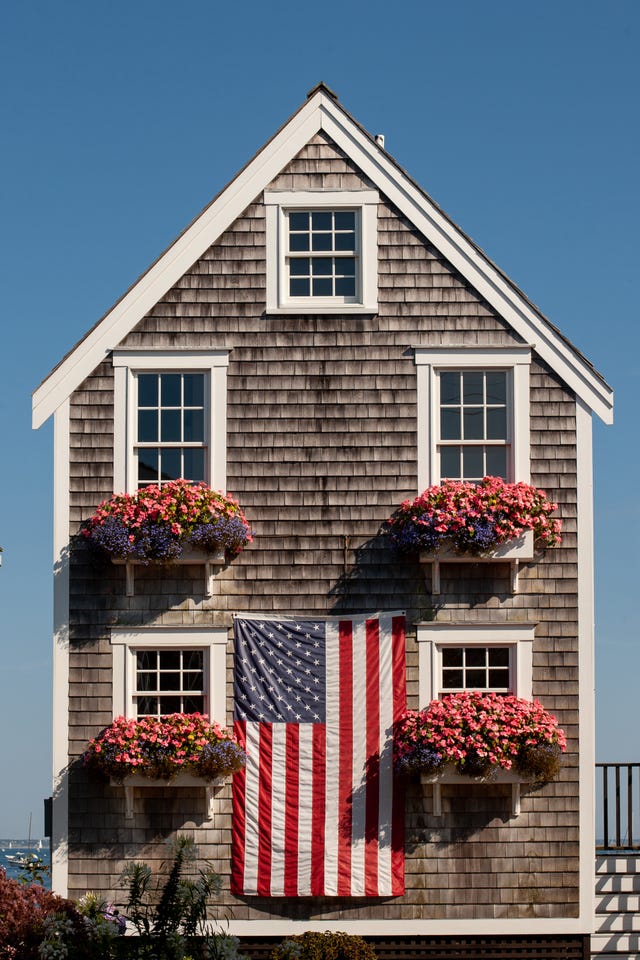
[1,0,638,837]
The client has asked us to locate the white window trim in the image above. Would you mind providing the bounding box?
[264,189,378,313]
[112,349,229,493]
[110,627,229,723]
[414,346,532,489]
[416,622,534,707]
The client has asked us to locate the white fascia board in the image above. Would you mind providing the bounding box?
[219,918,590,936]
[317,105,613,424]
[33,89,613,427]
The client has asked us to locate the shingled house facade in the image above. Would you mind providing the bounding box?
[33,85,613,958]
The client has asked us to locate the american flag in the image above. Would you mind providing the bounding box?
[231,613,406,897]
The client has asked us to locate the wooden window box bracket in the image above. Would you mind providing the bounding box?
[420,767,527,818]
[419,529,534,595]
[112,547,226,597]
[112,773,225,821]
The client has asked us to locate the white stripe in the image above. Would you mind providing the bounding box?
[377,614,394,895]
[242,722,261,895]
[350,617,369,896]
[269,724,287,895]
[297,724,314,896]
[324,621,340,896]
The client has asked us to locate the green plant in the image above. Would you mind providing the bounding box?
[271,931,377,960]
[120,835,222,959]
[0,867,83,960]
[16,854,50,886]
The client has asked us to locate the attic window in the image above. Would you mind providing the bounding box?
[264,190,378,313]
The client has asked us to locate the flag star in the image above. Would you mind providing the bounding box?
[268,632,274,639]
[305,633,311,640]
[313,713,320,721]
[295,640,302,648]
[295,713,302,721]
[314,624,321,631]
[305,668,311,676]
[276,640,284,648]
[313,694,320,702]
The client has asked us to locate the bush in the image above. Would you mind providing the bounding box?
[271,931,377,960]
[0,868,81,960]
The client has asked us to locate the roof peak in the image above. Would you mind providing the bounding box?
[306,81,339,101]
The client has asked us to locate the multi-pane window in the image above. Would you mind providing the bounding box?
[286,210,357,299]
[135,649,205,718]
[438,369,509,481]
[441,646,511,693]
[135,372,206,488]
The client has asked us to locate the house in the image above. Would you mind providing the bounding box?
[33,83,613,959]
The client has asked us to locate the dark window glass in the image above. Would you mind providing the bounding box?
[137,672,155,692]
[335,232,355,251]
[487,407,507,440]
[160,697,182,715]
[138,449,158,483]
[463,371,484,404]
[335,277,356,296]
[289,232,310,252]
[184,650,203,670]
[463,408,484,440]
[183,448,205,481]
[486,371,506,404]
[312,277,332,296]
[485,446,507,478]
[160,652,181,669]
[183,696,204,713]
[138,374,158,407]
[290,278,310,296]
[441,408,460,440]
[442,648,463,666]
[463,446,484,479]
[466,669,487,687]
[183,672,202,691]
[137,651,157,670]
[183,374,204,407]
[442,669,463,689]
[161,410,181,442]
[159,672,181,691]
[289,212,308,230]
[440,372,460,405]
[184,409,204,443]
[138,410,158,443]
[161,374,181,407]
[137,697,157,716]
[312,258,332,276]
[290,258,309,276]
[312,211,331,230]
[489,669,510,687]
[489,648,510,667]
[440,446,460,479]
[160,448,181,481]
[466,648,486,668]
[335,257,355,277]
[335,211,355,230]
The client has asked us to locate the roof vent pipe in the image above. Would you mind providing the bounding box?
[375,134,385,148]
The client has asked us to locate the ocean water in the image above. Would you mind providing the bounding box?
[0,842,51,888]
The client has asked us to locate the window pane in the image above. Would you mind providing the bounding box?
[463,408,484,440]
[138,449,158,483]
[312,258,332,276]
[138,374,158,407]
[442,669,463,689]
[312,277,332,296]
[486,371,506,404]
[161,410,181,442]
[161,374,181,407]
[290,258,309,276]
[463,446,484,480]
[335,277,355,296]
[137,651,157,669]
[289,212,308,231]
[466,648,486,667]
[334,211,355,230]
[159,697,182,715]
[160,448,181,481]
[485,446,507,478]
[184,650,203,670]
[440,446,460,479]
[312,211,331,230]
[311,232,332,252]
[440,372,460,405]
[487,407,507,440]
[183,672,202,691]
[441,408,460,440]
[160,651,181,669]
[289,233,310,252]
[489,668,510,688]
[290,278,310,296]
[183,696,204,713]
[335,257,355,277]
[138,410,158,443]
[466,669,487,687]
[442,647,463,666]
[183,448,205,482]
[137,697,157,716]
[183,374,204,406]
[463,371,484,403]
[137,672,156,692]
[489,648,510,666]
[335,232,355,251]
[184,409,204,442]
[159,672,181,691]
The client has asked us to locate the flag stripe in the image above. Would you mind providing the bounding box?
[230,720,246,896]
[391,614,407,895]
[256,723,273,896]
[270,724,287,895]
[284,723,299,896]
[337,619,353,897]
[365,617,381,896]
[310,722,326,896]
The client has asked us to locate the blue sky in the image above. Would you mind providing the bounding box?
[1,0,638,837]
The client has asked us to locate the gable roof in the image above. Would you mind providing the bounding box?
[32,82,613,427]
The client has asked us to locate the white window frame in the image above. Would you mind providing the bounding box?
[414,346,532,489]
[416,623,534,707]
[110,627,229,723]
[264,190,378,314]
[112,350,229,493]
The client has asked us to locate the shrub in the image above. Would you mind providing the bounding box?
[0,869,81,960]
[271,931,377,960]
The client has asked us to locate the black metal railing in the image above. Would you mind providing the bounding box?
[596,762,640,851]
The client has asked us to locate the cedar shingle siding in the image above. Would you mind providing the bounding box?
[66,133,580,920]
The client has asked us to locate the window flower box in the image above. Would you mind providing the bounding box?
[84,713,246,820]
[394,692,565,818]
[83,479,253,596]
[110,772,226,821]
[387,477,561,594]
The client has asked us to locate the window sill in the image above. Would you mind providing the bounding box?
[420,766,529,818]
[112,547,226,597]
[265,305,378,315]
[111,773,225,820]
[419,529,534,594]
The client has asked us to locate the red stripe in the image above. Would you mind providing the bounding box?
[256,723,273,896]
[337,619,353,897]
[364,617,380,896]
[284,724,300,896]
[310,723,326,895]
[391,615,407,895]
[230,720,247,895]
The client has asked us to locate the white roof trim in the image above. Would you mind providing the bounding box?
[32,89,613,428]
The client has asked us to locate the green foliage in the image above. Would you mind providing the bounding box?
[0,867,81,960]
[120,835,222,959]
[202,933,250,960]
[271,931,378,960]
[16,854,51,886]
